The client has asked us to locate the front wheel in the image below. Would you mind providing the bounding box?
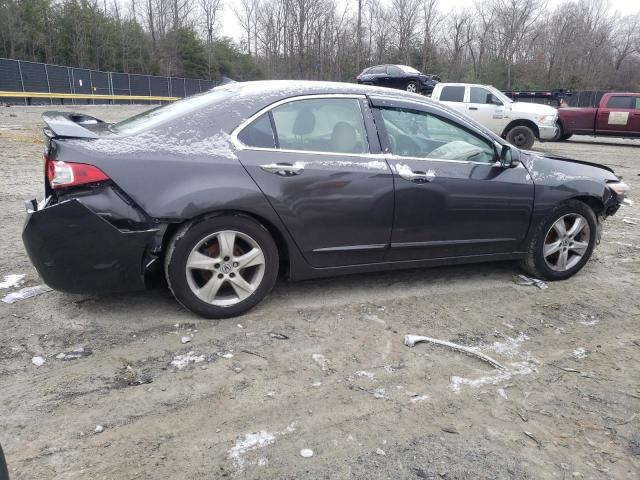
[506,125,535,150]
[406,81,418,93]
[165,215,279,318]
[520,200,597,281]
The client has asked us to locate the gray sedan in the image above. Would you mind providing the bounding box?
[22,81,630,318]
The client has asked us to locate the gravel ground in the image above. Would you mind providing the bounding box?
[0,105,639,480]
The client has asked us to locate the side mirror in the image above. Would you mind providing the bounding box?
[499,145,520,168]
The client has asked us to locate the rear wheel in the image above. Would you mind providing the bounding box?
[520,200,597,281]
[406,81,418,93]
[506,125,535,150]
[165,215,279,318]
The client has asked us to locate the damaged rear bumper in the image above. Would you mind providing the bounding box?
[22,198,158,294]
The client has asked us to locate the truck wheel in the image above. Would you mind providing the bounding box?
[520,200,597,281]
[561,133,573,141]
[506,125,535,149]
[165,215,279,319]
[551,122,564,141]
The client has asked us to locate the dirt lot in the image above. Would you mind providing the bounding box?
[1,105,639,480]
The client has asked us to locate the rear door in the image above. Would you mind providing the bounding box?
[370,97,534,261]
[466,86,507,134]
[436,85,467,115]
[596,95,634,135]
[233,95,394,268]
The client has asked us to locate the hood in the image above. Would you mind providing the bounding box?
[508,102,557,117]
[522,151,618,183]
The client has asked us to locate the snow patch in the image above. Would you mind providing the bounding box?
[170,351,205,369]
[0,274,26,289]
[2,285,52,304]
[228,423,296,471]
[572,348,587,359]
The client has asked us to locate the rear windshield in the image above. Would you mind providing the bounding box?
[111,88,233,135]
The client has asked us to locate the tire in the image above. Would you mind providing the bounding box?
[552,122,573,142]
[520,200,597,281]
[551,122,563,142]
[506,125,536,150]
[164,214,279,319]
[406,81,418,93]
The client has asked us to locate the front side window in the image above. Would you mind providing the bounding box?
[634,97,640,109]
[469,87,501,105]
[387,65,403,76]
[606,96,632,109]
[439,86,465,102]
[379,107,495,163]
[271,98,368,154]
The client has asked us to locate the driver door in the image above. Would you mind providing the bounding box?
[370,97,534,261]
[466,86,507,133]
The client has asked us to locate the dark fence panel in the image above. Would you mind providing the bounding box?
[0,58,220,104]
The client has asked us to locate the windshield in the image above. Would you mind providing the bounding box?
[111,88,234,135]
[398,65,421,75]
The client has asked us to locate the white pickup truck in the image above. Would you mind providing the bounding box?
[430,83,558,150]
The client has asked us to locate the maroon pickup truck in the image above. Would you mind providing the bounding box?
[554,92,640,140]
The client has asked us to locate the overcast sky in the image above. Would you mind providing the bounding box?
[218,0,640,41]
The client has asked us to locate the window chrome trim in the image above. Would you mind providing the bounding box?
[231,94,368,155]
[230,93,511,167]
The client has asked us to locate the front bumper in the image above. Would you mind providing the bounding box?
[538,124,558,141]
[22,198,158,294]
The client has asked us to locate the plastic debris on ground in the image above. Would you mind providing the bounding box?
[56,347,93,361]
[300,448,314,458]
[2,285,52,304]
[31,356,45,366]
[514,274,548,290]
[404,334,506,370]
[181,336,191,344]
[0,273,26,289]
[623,217,639,225]
[95,425,104,433]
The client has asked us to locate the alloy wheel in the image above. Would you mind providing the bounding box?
[543,214,591,272]
[406,82,417,93]
[185,230,265,306]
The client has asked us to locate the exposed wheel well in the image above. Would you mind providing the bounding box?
[572,195,605,217]
[161,210,291,276]
[502,119,539,139]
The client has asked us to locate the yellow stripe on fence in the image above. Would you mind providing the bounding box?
[0,91,179,101]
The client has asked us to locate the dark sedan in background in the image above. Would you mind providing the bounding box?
[23,81,629,318]
[356,64,440,94]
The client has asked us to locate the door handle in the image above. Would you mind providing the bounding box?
[468,107,478,110]
[398,168,436,183]
[259,162,304,176]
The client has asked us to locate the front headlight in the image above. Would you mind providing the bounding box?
[608,181,631,200]
[539,115,556,125]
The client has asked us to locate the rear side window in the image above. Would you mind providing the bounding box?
[369,66,385,74]
[237,113,276,148]
[606,96,632,108]
[271,98,368,154]
[439,86,465,102]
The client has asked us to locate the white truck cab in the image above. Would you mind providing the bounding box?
[430,83,558,150]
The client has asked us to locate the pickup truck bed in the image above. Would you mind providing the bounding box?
[557,93,640,140]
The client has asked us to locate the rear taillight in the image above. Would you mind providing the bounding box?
[45,156,109,189]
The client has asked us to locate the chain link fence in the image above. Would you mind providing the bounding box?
[0,58,219,105]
